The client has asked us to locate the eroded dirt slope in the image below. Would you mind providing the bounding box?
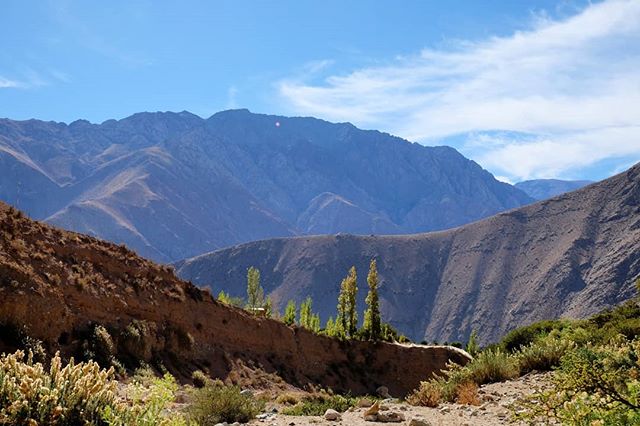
[0,202,469,396]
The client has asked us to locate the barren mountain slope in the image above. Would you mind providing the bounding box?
[0,202,469,396]
[0,110,532,262]
[177,163,640,344]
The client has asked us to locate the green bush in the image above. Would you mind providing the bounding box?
[281,393,357,416]
[516,332,575,374]
[191,370,209,388]
[517,337,640,424]
[0,350,117,425]
[188,380,264,424]
[409,348,520,405]
[499,319,570,353]
[103,372,186,426]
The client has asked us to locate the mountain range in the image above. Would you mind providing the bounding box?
[0,109,532,262]
[176,163,640,344]
[515,179,593,200]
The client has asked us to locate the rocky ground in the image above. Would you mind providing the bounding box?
[250,372,553,426]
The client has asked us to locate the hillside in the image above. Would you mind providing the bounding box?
[0,110,532,262]
[0,201,469,396]
[177,163,640,344]
[515,179,593,200]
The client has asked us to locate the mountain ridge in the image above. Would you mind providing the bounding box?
[0,109,533,262]
[176,162,640,344]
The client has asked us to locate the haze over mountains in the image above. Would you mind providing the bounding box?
[515,179,594,200]
[0,109,532,262]
[177,163,640,344]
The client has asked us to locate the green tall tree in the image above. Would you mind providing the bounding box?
[363,259,382,341]
[337,266,358,338]
[283,300,297,325]
[246,266,264,313]
[325,316,337,337]
[300,297,313,329]
[264,296,273,319]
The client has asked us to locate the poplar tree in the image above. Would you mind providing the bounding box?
[283,300,297,325]
[337,266,358,338]
[300,297,313,329]
[246,266,264,312]
[363,259,382,341]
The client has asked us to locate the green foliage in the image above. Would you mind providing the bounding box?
[324,317,338,337]
[299,297,321,332]
[409,348,520,406]
[516,331,575,374]
[188,380,264,425]
[281,393,357,416]
[104,372,186,426]
[283,300,297,326]
[499,319,571,353]
[264,296,273,318]
[216,290,245,307]
[0,350,118,425]
[518,337,640,425]
[363,259,382,341]
[337,266,358,338]
[191,370,208,388]
[465,329,480,357]
[246,266,264,313]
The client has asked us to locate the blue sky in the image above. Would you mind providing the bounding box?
[1,0,639,183]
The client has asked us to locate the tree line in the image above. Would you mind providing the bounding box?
[216,259,408,343]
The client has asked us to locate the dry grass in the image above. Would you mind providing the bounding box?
[407,381,442,407]
[455,381,480,406]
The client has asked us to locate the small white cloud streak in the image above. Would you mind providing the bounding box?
[277,0,640,180]
[0,77,22,88]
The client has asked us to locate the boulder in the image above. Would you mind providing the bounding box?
[324,409,342,421]
[376,386,391,398]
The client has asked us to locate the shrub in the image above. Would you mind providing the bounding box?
[516,332,575,374]
[0,350,117,425]
[455,381,480,406]
[188,380,264,424]
[103,372,187,426]
[518,337,640,424]
[275,391,302,405]
[499,319,570,353]
[409,348,520,405]
[406,380,441,407]
[460,348,520,385]
[281,393,357,416]
[191,370,208,388]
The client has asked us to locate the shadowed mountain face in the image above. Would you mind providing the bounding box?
[176,164,640,344]
[515,179,593,200]
[0,109,532,262]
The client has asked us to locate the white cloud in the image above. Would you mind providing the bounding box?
[0,77,22,88]
[277,0,640,181]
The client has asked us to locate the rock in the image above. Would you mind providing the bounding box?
[324,409,341,421]
[439,406,450,414]
[364,414,378,421]
[358,397,374,408]
[408,420,432,426]
[376,386,391,398]
[364,401,380,417]
[379,404,390,411]
[376,411,405,422]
